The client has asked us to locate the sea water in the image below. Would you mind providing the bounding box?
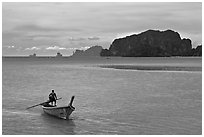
[2,57,202,135]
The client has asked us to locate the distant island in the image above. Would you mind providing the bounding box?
[29,53,37,57]
[28,52,63,58]
[100,29,201,57]
[56,52,63,57]
[71,46,103,57]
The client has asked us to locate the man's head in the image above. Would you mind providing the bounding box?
[52,89,54,93]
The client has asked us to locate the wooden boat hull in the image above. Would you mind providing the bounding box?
[42,105,75,120]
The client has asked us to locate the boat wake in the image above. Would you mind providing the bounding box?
[2,109,40,116]
[74,116,140,128]
[71,116,141,134]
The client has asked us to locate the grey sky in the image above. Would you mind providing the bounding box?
[2,2,202,56]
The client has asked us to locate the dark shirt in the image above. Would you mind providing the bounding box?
[49,92,57,101]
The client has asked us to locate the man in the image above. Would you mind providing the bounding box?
[49,89,57,106]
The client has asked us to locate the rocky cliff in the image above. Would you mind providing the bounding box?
[101,30,193,57]
[71,45,102,57]
[191,45,202,56]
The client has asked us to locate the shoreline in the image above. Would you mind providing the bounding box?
[3,56,201,72]
[99,64,202,72]
[2,56,202,58]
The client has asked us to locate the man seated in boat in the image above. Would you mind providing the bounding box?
[48,89,57,106]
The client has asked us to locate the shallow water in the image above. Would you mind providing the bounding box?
[2,57,202,135]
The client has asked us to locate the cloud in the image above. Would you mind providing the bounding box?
[79,46,90,50]
[88,37,100,41]
[3,45,15,49]
[68,46,90,51]
[68,37,86,41]
[68,36,100,41]
[2,2,202,55]
[46,46,66,50]
[14,24,57,32]
[25,46,40,50]
[2,32,26,45]
[7,45,15,48]
[14,24,83,33]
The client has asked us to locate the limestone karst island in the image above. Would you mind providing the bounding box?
[71,29,201,58]
[100,29,201,57]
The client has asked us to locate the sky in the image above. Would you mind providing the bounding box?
[2,2,202,56]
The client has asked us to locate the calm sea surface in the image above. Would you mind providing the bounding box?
[2,57,202,135]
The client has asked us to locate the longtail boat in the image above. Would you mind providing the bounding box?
[42,96,75,120]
